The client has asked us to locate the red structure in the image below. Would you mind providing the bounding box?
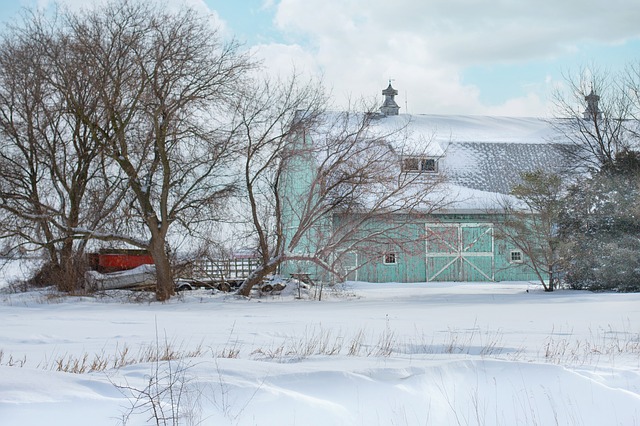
[88,249,154,273]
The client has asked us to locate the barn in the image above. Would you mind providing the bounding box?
[281,83,571,283]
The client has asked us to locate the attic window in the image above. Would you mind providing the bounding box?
[510,250,523,263]
[402,157,437,173]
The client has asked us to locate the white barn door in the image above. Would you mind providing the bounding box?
[425,223,495,282]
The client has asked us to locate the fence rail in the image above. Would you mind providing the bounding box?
[190,258,261,281]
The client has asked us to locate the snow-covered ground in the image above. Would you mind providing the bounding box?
[1,260,640,425]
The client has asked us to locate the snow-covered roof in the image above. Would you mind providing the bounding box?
[306,112,570,213]
[442,141,567,195]
[371,114,571,212]
[377,114,563,145]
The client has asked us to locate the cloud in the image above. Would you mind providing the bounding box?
[262,0,640,116]
[276,0,640,65]
[485,93,551,117]
[250,43,319,78]
[18,0,639,117]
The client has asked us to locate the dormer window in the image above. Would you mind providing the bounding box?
[402,157,438,173]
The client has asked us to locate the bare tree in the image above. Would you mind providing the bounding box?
[547,63,640,292]
[60,1,253,300]
[495,170,565,291]
[232,82,445,296]
[624,60,640,136]
[551,66,633,172]
[226,74,325,295]
[0,10,127,291]
[0,1,253,299]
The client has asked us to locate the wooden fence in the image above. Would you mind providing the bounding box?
[190,258,261,282]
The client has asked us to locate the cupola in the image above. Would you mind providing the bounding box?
[380,81,400,116]
[583,89,602,121]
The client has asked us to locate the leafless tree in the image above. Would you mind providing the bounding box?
[60,1,253,300]
[624,60,640,137]
[551,66,634,172]
[226,74,325,295]
[0,1,253,300]
[0,10,127,291]
[546,63,640,291]
[232,81,446,296]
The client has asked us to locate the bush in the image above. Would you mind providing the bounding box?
[561,151,640,291]
[26,257,90,293]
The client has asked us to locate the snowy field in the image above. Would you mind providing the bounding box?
[1,260,640,425]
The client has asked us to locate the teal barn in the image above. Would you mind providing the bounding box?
[281,83,570,284]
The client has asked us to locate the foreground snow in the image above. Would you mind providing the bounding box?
[1,275,640,425]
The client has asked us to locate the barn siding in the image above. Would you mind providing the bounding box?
[281,207,540,283]
[346,214,539,283]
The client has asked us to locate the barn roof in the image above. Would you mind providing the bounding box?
[369,114,571,212]
[443,141,568,195]
[306,111,574,212]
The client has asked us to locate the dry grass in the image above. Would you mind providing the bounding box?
[0,349,26,367]
[250,326,398,360]
[3,324,640,374]
[541,325,640,365]
[35,341,205,374]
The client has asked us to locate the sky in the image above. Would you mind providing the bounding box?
[1,0,639,117]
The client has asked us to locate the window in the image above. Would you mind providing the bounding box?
[383,252,397,265]
[510,250,523,263]
[421,158,437,172]
[402,156,438,173]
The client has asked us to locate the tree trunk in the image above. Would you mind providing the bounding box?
[149,237,174,301]
[236,261,278,297]
[58,237,78,293]
[547,268,555,292]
